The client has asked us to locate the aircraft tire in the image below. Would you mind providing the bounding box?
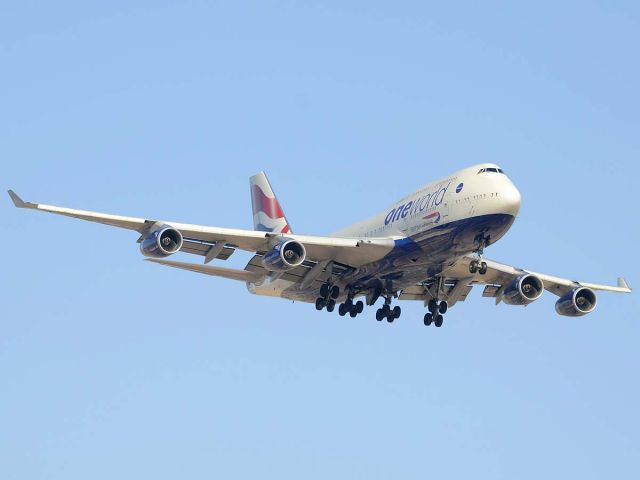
[428,299,438,313]
[439,302,448,314]
[326,300,336,312]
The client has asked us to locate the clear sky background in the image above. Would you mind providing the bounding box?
[1,1,638,479]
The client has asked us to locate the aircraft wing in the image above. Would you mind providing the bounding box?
[8,190,395,267]
[145,259,265,282]
[399,254,631,307]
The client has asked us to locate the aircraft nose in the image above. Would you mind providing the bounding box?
[501,182,521,217]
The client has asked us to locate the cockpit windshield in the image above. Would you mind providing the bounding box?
[478,167,505,174]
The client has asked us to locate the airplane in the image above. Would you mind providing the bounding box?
[8,163,631,327]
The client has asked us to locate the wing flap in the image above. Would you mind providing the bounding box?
[399,279,473,307]
[146,259,263,282]
[179,238,235,261]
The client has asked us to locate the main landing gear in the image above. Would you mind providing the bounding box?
[338,298,364,318]
[423,298,447,327]
[315,283,340,312]
[315,283,365,318]
[375,296,401,323]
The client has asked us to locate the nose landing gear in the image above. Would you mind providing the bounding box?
[469,259,488,275]
[470,233,490,275]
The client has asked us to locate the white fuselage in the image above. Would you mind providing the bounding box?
[332,163,521,239]
[249,163,521,300]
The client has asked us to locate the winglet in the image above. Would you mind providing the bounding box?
[8,190,38,209]
[8,190,27,208]
[618,277,631,291]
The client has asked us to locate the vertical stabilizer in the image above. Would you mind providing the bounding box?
[249,172,292,234]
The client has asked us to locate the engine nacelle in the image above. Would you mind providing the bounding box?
[139,225,183,258]
[502,274,544,305]
[261,239,306,272]
[555,287,597,317]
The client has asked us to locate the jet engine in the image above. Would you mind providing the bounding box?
[555,287,597,317]
[140,225,184,258]
[262,239,306,272]
[502,274,544,305]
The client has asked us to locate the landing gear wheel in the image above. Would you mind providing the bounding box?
[376,309,384,321]
[330,285,340,299]
[479,262,488,275]
[434,314,444,328]
[428,299,438,313]
[469,260,479,274]
[424,312,433,326]
[338,303,347,316]
[355,300,364,314]
[315,298,325,311]
[386,314,395,323]
[320,284,329,298]
[349,309,358,318]
[438,301,448,314]
[326,300,336,312]
[392,306,401,319]
[381,304,390,316]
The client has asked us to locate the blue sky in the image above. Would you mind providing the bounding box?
[2,1,638,478]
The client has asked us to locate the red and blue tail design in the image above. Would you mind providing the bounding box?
[250,172,292,234]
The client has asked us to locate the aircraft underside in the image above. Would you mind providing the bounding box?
[277,213,517,324]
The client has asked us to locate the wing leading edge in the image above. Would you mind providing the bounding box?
[7,190,395,267]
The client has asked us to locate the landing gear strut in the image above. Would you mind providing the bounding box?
[424,298,447,327]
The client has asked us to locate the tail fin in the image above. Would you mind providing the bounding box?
[249,172,292,234]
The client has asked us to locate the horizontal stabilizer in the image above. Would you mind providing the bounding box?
[146,258,264,283]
